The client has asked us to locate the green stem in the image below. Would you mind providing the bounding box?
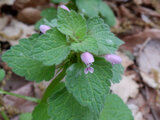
[0,89,40,103]
[41,67,67,103]
[0,104,9,120]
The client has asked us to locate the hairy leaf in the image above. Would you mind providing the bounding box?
[32,103,51,120]
[2,34,55,82]
[87,17,124,55]
[111,64,124,83]
[48,88,96,120]
[19,113,32,120]
[41,8,57,21]
[76,0,99,17]
[35,8,57,30]
[57,8,87,39]
[70,36,98,54]
[0,69,5,81]
[32,29,70,66]
[99,1,116,26]
[35,19,57,30]
[51,0,70,3]
[32,83,65,120]
[99,94,133,120]
[65,57,112,114]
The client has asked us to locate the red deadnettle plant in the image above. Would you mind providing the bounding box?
[2,5,133,120]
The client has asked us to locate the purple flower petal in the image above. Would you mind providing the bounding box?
[40,25,51,34]
[88,67,94,73]
[81,52,94,65]
[59,5,70,12]
[84,68,89,74]
[104,54,122,65]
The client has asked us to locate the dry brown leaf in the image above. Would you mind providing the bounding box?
[0,19,35,45]
[128,104,144,120]
[0,17,10,30]
[3,83,36,113]
[121,29,160,52]
[111,74,139,103]
[137,6,160,18]
[133,0,143,5]
[127,93,153,120]
[17,7,41,24]
[13,0,48,10]
[119,5,135,19]
[140,72,158,88]
[118,52,134,70]
[136,39,160,74]
[0,0,15,7]
[134,39,160,89]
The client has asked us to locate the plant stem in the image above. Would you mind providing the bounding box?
[41,67,67,103]
[0,89,40,103]
[0,104,9,120]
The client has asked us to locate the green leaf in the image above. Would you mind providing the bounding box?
[2,34,55,82]
[32,29,70,66]
[65,57,112,114]
[41,69,66,103]
[111,64,124,83]
[0,69,5,81]
[99,94,133,120]
[87,17,124,55]
[41,8,57,21]
[70,36,98,54]
[76,0,99,17]
[99,1,116,26]
[33,82,65,120]
[48,88,96,120]
[19,113,32,120]
[35,8,57,30]
[32,103,51,120]
[51,0,70,3]
[35,19,57,30]
[57,8,87,39]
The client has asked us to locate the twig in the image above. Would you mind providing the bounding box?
[0,104,9,120]
[0,89,40,103]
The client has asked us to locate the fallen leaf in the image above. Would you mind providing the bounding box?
[128,104,144,120]
[136,6,160,18]
[0,16,10,30]
[121,29,160,52]
[136,39,160,73]
[13,0,49,10]
[111,74,139,103]
[133,0,143,5]
[0,0,15,7]
[118,52,134,70]
[17,7,41,24]
[0,19,35,45]
[3,83,36,113]
[140,72,158,88]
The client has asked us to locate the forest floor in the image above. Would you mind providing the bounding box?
[0,0,160,120]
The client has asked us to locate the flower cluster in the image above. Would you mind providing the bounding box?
[81,52,122,74]
[81,52,94,74]
[39,5,122,75]
[40,5,70,34]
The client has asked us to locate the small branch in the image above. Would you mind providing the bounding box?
[0,89,40,103]
[0,106,9,120]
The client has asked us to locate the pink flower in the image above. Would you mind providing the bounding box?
[104,54,122,65]
[81,52,94,74]
[84,67,94,74]
[40,25,51,34]
[59,5,70,12]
